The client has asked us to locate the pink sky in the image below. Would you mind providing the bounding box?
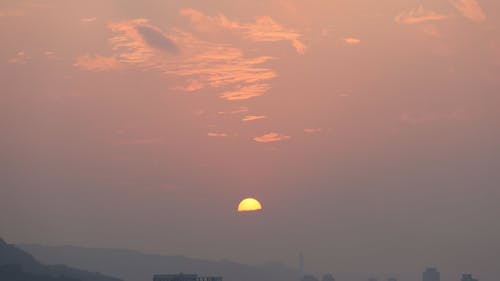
[1,1,500,280]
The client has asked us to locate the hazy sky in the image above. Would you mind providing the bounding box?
[1,0,500,280]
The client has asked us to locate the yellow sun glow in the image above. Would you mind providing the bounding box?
[237,198,263,212]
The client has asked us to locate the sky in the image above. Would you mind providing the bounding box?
[1,0,500,280]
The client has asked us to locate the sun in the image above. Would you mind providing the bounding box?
[237,197,263,212]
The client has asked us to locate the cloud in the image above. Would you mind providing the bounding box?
[101,19,276,100]
[135,25,179,54]
[179,8,234,31]
[304,128,323,134]
[180,9,306,54]
[174,80,204,92]
[395,5,448,24]
[243,16,306,54]
[81,17,96,23]
[242,115,266,122]
[220,84,271,101]
[74,55,119,71]
[420,25,442,37]
[253,132,290,143]
[108,19,177,65]
[8,51,30,64]
[44,51,56,57]
[450,0,486,22]
[207,132,229,137]
[343,37,361,45]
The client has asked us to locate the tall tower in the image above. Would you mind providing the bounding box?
[299,252,304,279]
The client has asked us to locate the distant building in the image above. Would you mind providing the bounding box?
[301,274,319,281]
[423,267,440,281]
[153,273,222,281]
[322,274,335,281]
[461,274,478,281]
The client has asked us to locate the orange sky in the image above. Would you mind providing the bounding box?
[1,1,500,280]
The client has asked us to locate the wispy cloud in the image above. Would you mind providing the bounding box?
[242,115,266,122]
[219,84,271,101]
[395,5,448,24]
[174,80,204,92]
[81,17,96,23]
[450,0,486,22]
[108,19,178,64]
[135,25,179,54]
[217,107,249,115]
[74,55,119,71]
[8,51,30,64]
[243,16,306,54]
[77,18,276,101]
[207,132,229,137]
[343,37,361,45]
[180,8,306,54]
[420,25,442,37]
[304,128,323,134]
[253,132,290,143]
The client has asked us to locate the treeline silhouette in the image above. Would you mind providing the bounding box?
[0,264,81,281]
[0,238,121,281]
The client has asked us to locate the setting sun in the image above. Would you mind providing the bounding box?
[237,198,263,212]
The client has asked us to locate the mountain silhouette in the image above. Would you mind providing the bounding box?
[0,238,122,281]
[19,243,301,281]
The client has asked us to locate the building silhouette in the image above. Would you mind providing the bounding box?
[461,274,478,281]
[301,274,319,281]
[322,274,335,281]
[153,273,222,281]
[423,268,440,281]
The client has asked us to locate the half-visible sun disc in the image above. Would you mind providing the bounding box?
[237,198,263,212]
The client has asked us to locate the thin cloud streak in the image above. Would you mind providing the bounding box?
[220,84,271,101]
[174,80,204,92]
[450,0,486,22]
[74,55,119,71]
[8,51,30,64]
[180,8,306,54]
[253,132,290,143]
[304,128,323,134]
[207,132,229,137]
[81,17,96,23]
[343,37,361,45]
[242,115,267,122]
[395,5,448,24]
[217,107,249,115]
